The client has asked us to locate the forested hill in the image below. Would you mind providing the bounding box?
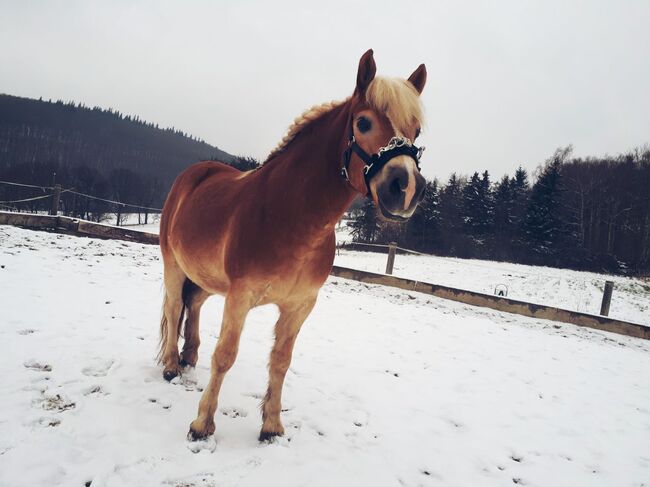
[0,94,238,193]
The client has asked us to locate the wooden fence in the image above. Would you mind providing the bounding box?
[0,211,159,245]
[2,210,648,341]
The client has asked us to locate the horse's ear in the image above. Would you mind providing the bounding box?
[356,49,376,94]
[407,64,427,94]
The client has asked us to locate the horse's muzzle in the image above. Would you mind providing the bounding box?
[375,164,425,221]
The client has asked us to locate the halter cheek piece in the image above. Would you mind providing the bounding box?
[341,128,425,197]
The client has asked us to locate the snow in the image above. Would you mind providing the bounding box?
[334,250,650,325]
[105,212,161,235]
[1,225,649,487]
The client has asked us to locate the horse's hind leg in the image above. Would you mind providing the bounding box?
[179,287,210,368]
[159,263,186,381]
[260,296,316,441]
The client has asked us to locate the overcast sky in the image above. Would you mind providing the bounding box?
[1,0,648,182]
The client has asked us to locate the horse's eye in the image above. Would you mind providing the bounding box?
[415,128,421,139]
[357,116,371,133]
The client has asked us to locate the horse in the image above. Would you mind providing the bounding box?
[158,49,427,441]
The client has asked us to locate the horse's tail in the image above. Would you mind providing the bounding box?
[157,279,197,363]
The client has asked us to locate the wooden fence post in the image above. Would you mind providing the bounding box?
[49,184,62,215]
[385,241,397,275]
[600,280,614,316]
[116,203,124,226]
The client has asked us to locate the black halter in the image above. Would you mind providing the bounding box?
[341,128,425,197]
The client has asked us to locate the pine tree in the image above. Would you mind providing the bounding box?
[493,175,513,231]
[405,179,440,251]
[522,147,574,263]
[349,199,381,243]
[462,172,482,231]
[438,173,465,254]
[480,170,494,233]
[511,166,530,224]
[461,170,493,254]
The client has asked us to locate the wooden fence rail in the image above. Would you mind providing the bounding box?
[0,211,159,245]
[2,210,648,341]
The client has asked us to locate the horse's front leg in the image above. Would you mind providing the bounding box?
[259,296,317,441]
[188,288,254,440]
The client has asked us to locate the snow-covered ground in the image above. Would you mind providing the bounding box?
[334,251,650,325]
[105,212,161,235]
[1,225,649,487]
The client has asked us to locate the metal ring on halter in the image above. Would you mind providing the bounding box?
[377,136,411,156]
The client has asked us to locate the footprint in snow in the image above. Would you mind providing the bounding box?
[166,473,216,486]
[148,398,172,410]
[84,385,109,396]
[37,393,76,412]
[24,360,52,372]
[445,418,463,429]
[35,417,61,428]
[220,407,248,418]
[168,373,202,392]
[385,369,400,377]
[82,359,115,377]
[243,391,264,400]
[351,409,368,427]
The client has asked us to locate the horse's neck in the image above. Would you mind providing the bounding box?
[262,103,356,229]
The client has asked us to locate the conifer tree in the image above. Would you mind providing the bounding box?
[522,147,574,263]
[405,179,440,251]
[349,198,381,243]
[438,173,464,254]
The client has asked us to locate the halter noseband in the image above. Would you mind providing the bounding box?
[341,126,425,197]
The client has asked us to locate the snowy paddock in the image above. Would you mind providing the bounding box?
[1,225,649,487]
[334,250,650,326]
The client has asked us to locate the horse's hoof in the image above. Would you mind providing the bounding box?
[163,369,178,382]
[258,430,282,443]
[188,422,215,441]
[187,428,207,442]
[179,357,196,368]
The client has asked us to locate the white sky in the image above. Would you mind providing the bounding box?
[1,0,648,182]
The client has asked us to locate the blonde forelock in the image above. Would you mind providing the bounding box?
[365,77,424,133]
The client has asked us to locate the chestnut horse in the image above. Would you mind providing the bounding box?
[158,49,427,441]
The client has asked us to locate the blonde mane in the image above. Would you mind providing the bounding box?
[264,76,423,162]
[265,98,349,162]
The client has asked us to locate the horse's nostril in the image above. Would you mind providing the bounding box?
[389,178,401,196]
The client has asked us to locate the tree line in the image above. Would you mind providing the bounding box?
[0,156,259,224]
[349,146,650,275]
